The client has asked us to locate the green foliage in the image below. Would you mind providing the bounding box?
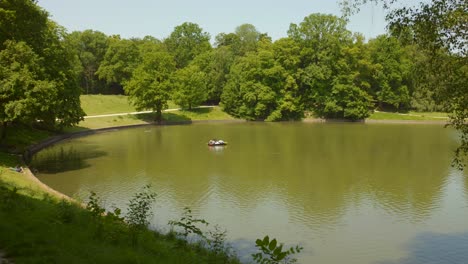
[65,30,111,94]
[96,37,141,86]
[207,225,228,255]
[222,40,303,121]
[192,47,236,104]
[0,0,84,133]
[252,236,303,264]
[124,42,175,122]
[171,65,208,109]
[164,22,212,68]
[341,0,467,167]
[367,35,412,110]
[125,185,157,229]
[169,207,209,240]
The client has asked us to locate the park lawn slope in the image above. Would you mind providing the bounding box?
[80,95,178,116]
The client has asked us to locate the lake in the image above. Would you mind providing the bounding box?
[31,122,468,263]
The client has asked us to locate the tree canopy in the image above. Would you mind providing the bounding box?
[0,0,84,138]
[341,0,467,166]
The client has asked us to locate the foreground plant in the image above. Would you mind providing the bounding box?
[125,184,157,229]
[169,207,209,240]
[252,235,303,264]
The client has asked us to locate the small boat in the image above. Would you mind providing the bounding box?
[208,139,228,146]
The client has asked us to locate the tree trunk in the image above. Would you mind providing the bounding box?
[155,110,162,124]
[0,121,7,143]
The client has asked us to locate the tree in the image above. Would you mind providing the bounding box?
[171,65,208,110]
[341,0,467,166]
[0,1,84,134]
[367,35,412,111]
[124,42,175,122]
[0,41,44,138]
[65,30,110,94]
[191,47,236,104]
[234,24,262,55]
[96,37,141,91]
[221,39,298,121]
[287,13,373,119]
[0,0,48,52]
[164,22,211,69]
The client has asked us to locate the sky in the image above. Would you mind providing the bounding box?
[37,0,390,42]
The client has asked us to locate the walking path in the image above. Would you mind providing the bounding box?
[84,106,215,119]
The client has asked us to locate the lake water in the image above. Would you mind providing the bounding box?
[31,122,468,263]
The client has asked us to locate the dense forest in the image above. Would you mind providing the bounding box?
[0,0,466,161]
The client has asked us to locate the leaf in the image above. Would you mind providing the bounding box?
[256,239,263,246]
[262,235,270,245]
[268,238,277,251]
[273,244,283,256]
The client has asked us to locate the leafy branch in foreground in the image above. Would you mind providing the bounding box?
[125,184,156,229]
[252,235,303,264]
[169,207,209,240]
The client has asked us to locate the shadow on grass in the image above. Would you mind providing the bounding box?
[183,107,213,114]
[62,126,91,133]
[133,112,192,123]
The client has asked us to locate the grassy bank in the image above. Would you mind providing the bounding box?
[368,111,448,121]
[0,155,239,263]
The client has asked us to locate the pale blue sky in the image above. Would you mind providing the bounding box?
[37,0,389,42]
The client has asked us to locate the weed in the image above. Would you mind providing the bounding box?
[252,235,303,264]
[168,207,209,241]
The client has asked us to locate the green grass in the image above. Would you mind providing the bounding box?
[0,160,240,264]
[80,95,137,116]
[67,107,235,131]
[80,95,178,116]
[369,111,449,121]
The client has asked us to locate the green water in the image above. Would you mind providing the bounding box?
[32,122,468,263]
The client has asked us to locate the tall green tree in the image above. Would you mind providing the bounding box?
[367,35,412,110]
[0,0,48,52]
[96,37,141,92]
[288,13,372,120]
[65,30,110,94]
[171,65,208,110]
[222,39,303,121]
[192,47,236,104]
[0,0,84,134]
[164,22,211,69]
[124,42,175,122]
[341,0,467,166]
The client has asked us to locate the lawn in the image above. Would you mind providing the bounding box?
[80,95,178,116]
[368,111,449,121]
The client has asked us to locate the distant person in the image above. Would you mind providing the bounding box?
[9,165,23,173]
